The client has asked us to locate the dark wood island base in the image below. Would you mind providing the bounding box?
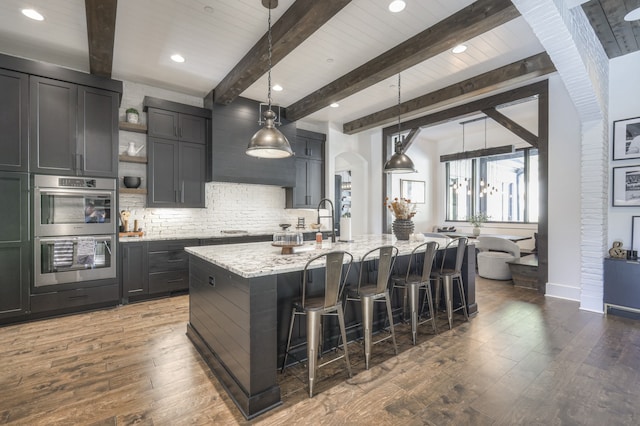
[186,324,282,419]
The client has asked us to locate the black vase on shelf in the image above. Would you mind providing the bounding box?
[392,219,414,240]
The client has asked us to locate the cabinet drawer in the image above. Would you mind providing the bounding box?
[148,250,189,272]
[30,284,119,313]
[147,239,198,252]
[149,271,188,294]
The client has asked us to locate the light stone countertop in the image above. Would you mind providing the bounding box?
[185,234,454,278]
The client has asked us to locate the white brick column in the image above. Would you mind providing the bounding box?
[511,0,609,312]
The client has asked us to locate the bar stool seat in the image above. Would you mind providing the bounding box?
[391,241,439,345]
[345,245,399,370]
[431,237,469,329]
[282,251,353,398]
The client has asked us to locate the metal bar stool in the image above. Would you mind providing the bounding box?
[344,245,399,370]
[431,237,469,329]
[282,250,353,397]
[391,241,439,345]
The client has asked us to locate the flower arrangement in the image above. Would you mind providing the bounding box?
[468,212,490,227]
[385,197,416,220]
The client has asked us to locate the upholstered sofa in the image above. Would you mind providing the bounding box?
[476,236,520,280]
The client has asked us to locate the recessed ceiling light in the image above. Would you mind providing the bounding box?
[272,84,283,91]
[624,7,640,21]
[203,5,214,14]
[452,44,467,54]
[388,0,406,13]
[22,8,44,21]
[330,103,339,108]
[171,54,185,63]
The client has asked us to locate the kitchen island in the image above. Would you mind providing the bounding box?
[185,235,476,419]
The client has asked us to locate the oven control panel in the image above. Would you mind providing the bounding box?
[58,178,97,188]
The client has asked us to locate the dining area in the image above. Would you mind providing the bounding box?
[185,234,477,419]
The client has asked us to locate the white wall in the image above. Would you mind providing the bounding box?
[608,50,640,248]
[546,75,582,299]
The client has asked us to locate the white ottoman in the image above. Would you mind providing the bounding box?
[477,251,517,280]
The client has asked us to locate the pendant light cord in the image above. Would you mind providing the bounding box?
[396,73,401,152]
[267,2,273,110]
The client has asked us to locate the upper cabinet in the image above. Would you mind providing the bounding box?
[30,76,119,178]
[148,109,207,144]
[286,129,326,209]
[144,97,210,208]
[209,96,296,187]
[0,69,28,172]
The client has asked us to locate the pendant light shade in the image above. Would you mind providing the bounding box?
[247,110,293,158]
[384,150,416,173]
[246,0,293,159]
[384,73,416,173]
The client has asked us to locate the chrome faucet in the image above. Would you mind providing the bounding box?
[317,198,336,243]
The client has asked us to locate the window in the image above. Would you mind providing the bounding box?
[445,148,538,223]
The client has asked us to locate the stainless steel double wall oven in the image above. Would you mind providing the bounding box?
[33,175,117,287]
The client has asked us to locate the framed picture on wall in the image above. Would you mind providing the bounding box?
[631,216,640,256]
[400,179,425,204]
[613,116,640,160]
[612,165,640,206]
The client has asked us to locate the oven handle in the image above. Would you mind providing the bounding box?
[36,236,113,243]
[36,188,114,197]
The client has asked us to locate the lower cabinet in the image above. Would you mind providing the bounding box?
[604,257,640,316]
[30,284,119,314]
[121,241,149,301]
[0,172,30,321]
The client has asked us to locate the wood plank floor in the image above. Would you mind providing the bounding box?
[1,277,639,425]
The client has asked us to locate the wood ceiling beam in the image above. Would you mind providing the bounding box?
[286,0,520,121]
[482,107,539,148]
[85,0,118,78]
[382,80,548,137]
[212,0,352,105]
[344,52,555,135]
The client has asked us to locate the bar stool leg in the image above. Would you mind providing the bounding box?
[361,295,374,370]
[306,310,321,398]
[456,277,469,321]
[408,282,419,345]
[444,275,454,330]
[384,290,398,355]
[336,304,352,377]
[282,308,296,372]
[424,283,438,334]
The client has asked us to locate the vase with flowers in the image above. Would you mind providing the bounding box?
[385,196,417,240]
[468,212,489,236]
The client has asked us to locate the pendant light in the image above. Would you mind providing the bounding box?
[246,0,293,159]
[384,73,416,173]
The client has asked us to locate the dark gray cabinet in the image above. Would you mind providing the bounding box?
[145,98,209,208]
[0,69,28,172]
[30,76,118,177]
[604,257,640,316]
[0,172,29,320]
[286,130,325,208]
[121,241,148,302]
[209,96,297,187]
[77,85,119,177]
[148,109,207,144]
[147,137,205,208]
[148,239,197,295]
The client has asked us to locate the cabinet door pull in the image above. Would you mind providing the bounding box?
[167,278,184,283]
[167,259,183,263]
[174,125,178,137]
[181,181,185,203]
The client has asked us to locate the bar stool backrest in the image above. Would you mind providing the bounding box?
[302,251,353,308]
[357,245,398,294]
[439,237,468,273]
[406,241,439,282]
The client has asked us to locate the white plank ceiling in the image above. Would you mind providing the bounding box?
[0,0,545,127]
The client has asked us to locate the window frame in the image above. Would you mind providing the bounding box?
[445,147,538,224]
